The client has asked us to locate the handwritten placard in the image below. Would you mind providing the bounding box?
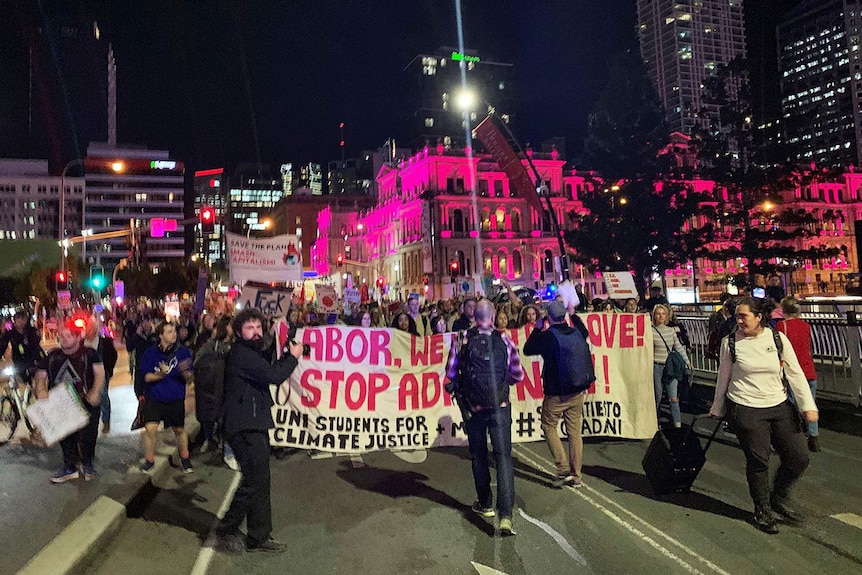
[26,384,90,446]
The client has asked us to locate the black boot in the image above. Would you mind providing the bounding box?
[770,493,803,524]
[753,504,779,534]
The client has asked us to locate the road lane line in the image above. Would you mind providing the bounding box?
[831,513,862,530]
[190,471,243,575]
[517,508,588,566]
[515,446,730,575]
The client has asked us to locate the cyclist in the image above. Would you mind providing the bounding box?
[0,311,46,384]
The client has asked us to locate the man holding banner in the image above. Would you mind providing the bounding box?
[524,300,595,488]
[446,300,524,536]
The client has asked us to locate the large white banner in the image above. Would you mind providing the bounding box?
[227,232,303,284]
[269,313,657,453]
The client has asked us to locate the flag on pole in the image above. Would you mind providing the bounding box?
[474,115,545,214]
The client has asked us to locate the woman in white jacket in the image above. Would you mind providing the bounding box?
[709,296,818,535]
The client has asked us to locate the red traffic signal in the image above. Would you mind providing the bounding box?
[336,254,344,268]
[449,260,459,276]
[56,271,67,283]
[200,206,216,233]
[55,270,68,290]
[376,277,385,287]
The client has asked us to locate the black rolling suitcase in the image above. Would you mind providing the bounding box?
[642,418,721,496]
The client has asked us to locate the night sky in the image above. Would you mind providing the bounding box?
[1,0,801,174]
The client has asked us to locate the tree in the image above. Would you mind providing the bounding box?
[692,58,839,289]
[569,50,714,295]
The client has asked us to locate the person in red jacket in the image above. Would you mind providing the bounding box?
[775,297,819,452]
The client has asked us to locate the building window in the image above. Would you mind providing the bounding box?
[452,209,464,233]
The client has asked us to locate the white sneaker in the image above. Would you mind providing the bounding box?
[224,455,239,471]
[200,440,212,453]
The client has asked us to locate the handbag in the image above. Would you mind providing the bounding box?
[131,396,145,431]
[654,328,686,384]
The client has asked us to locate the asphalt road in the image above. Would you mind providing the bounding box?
[82,413,862,575]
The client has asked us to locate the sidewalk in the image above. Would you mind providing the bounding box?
[0,350,200,575]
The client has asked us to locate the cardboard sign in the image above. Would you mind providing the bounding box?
[26,383,89,446]
[239,284,293,316]
[226,232,303,284]
[315,284,338,313]
[602,271,639,299]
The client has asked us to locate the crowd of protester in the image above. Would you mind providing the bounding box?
[1,272,822,541]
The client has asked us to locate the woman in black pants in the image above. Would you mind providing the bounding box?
[709,297,818,534]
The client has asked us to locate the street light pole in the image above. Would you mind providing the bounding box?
[60,159,84,273]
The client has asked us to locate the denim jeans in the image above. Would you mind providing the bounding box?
[99,382,111,424]
[652,363,681,425]
[466,405,515,518]
[787,379,818,437]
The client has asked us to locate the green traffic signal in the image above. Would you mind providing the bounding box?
[92,275,104,289]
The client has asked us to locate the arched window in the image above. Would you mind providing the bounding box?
[481,208,492,232]
[497,249,508,276]
[512,250,522,277]
[453,209,464,233]
[511,210,521,232]
[495,208,506,231]
[483,250,493,273]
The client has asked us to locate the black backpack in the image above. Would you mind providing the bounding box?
[458,328,511,409]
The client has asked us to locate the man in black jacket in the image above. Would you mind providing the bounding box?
[523,300,595,488]
[215,308,303,554]
[0,310,45,384]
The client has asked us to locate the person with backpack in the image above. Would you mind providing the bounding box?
[709,297,818,534]
[194,316,238,469]
[445,300,524,536]
[523,300,595,488]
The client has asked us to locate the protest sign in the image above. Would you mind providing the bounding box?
[344,288,360,306]
[239,283,293,316]
[26,383,89,446]
[226,232,303,284]
[269,314,656,453]
[601,271,639,299]
[315,284,338,313]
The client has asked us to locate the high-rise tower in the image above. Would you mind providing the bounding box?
[637,0,746,135]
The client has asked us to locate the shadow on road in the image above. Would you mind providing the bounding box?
[583,464,751,523]
[335,463,496,537]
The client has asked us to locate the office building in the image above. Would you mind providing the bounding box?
[227,165,284,234]
[193,168,227,264]
[403,46,516,150]
[0,159,83,241]
[778,0,862,168]
[83,142,185,268]
[637,0,747,135]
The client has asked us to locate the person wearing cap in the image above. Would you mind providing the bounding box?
[524,300,595,488]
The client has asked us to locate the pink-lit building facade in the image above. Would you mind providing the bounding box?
[307,144,862,303]
[310,144,594,301]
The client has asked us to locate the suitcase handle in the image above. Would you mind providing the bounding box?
[696,415,724,455]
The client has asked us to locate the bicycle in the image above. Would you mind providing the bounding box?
[0,366,37,444]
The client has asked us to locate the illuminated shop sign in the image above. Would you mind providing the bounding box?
[150,160,177,170]
[451,51,480,63]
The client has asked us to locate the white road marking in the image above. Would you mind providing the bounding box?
[515,446,731,575]
[190,471,243,575]
[831,513,862,530]
[471,561,510,575]
[518,508,588,566]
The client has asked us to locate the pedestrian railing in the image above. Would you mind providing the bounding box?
[676,311,862,408]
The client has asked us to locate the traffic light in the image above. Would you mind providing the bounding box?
[336,254,344,268]
[200,206,216,234]
[449,260,460,281]
[376,276,385,288]
[55,270,68,291]
[90,265,106,291]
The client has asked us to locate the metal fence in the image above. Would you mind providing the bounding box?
[676,308,862,407]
